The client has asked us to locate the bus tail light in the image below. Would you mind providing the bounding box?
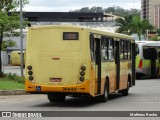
[80,77,84,81]
[81,66,86,71]
[29,76,33,81]
[138,59,143,69]
[27,65,34,81]
[79,66,86,82]
[27,66,32,70]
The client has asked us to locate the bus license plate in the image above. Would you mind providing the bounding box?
[63,87,77,92]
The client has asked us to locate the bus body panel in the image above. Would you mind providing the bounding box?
[26,27,90,86]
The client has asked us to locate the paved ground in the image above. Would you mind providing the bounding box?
[0,79,160,120]
[1,66,160,119]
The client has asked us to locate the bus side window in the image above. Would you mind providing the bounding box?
[124,41,128,60]
[127,41,131,60]
[135,43,139,56]
[108,38,114,61]
[120,40,124,60]
[101,36,108,61]
[90,34,95,62]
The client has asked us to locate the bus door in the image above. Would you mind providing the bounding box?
[90,34,101,95]
[95,38,101,94]
[115,41,120,90]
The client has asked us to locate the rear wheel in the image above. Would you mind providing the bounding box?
[122,82,129,96]
[98,81,109,102]
[47,93,66,102]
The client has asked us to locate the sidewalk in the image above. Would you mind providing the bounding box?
[0,90,29,96]
[2,65,25,76]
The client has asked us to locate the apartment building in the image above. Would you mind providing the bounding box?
[141,0,160,28]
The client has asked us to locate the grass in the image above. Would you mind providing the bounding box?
[0,77,24,90]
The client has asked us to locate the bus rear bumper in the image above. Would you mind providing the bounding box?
[25,80,91,95]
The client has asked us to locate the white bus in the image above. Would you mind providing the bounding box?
[135,41,160,78]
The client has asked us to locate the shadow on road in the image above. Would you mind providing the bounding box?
[31,93,125,108]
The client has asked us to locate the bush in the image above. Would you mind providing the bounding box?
[5,73,25,84]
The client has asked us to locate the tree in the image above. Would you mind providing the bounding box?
[131,16,154,41]
[0,0,29,76]
[115,15,154,41]
[157,28,160,36]
[79,7,90,13]
[104,7,115,13]
[90,6,103,13]
[115,14,133,35]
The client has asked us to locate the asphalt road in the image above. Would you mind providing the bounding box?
[0,79,160,119]
[1,66,160,119]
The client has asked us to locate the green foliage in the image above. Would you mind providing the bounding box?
[115,14,133,35]
[131,16,154,40]
[5,73,25,84]
[150,35,160,41]
[0,0,29,75]
[0,78,24,90]
[70,6,141,17]
[2,40,16,51]
[157,29,160,36]
[0,0,29,12]
[115,15,154,41]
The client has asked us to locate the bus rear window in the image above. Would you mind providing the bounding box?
[63,32,79,40]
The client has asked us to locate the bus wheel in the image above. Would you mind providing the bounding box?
[122,82,129,96]
[98,81,109,102]
[47,93,66,102]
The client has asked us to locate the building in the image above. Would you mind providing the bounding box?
[141,0,160,28]
[2,12,121,65]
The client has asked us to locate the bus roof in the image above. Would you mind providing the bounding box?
[29,25,134,42]
[136,41,160,46]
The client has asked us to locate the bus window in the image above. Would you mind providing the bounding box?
[101,36,108,61]
[120,41,124,60]
[127,41,131,60]
[123,41,128,60]
[143,47,157,59]
[108,38,114,61]
[90,34,95,62]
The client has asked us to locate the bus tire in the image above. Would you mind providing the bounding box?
[98,80,109,102]
[47,93,66,102]
[122,82,129,96]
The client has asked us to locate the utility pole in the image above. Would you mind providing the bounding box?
[20,0,24,77]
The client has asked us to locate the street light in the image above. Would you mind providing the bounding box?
[20,0,23,77]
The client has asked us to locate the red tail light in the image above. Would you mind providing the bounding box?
[138,59,143,69]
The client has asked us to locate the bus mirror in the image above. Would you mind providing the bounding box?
[157,50,160,59]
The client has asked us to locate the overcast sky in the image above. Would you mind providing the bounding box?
[23,0,141,12]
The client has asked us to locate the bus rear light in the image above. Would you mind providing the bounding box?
[81,66,86,71]
[27,66,32,70]
[138,59,143,69]
[80,71,85,76]
[49,78,62,82]
[28,71,33,75]
[29,76,33,81]
[80,77,84,81]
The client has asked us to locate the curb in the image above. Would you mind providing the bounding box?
[0,90,29,96]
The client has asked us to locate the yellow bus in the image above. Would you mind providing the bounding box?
[25,25,135,102]
[10,51,26,66]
